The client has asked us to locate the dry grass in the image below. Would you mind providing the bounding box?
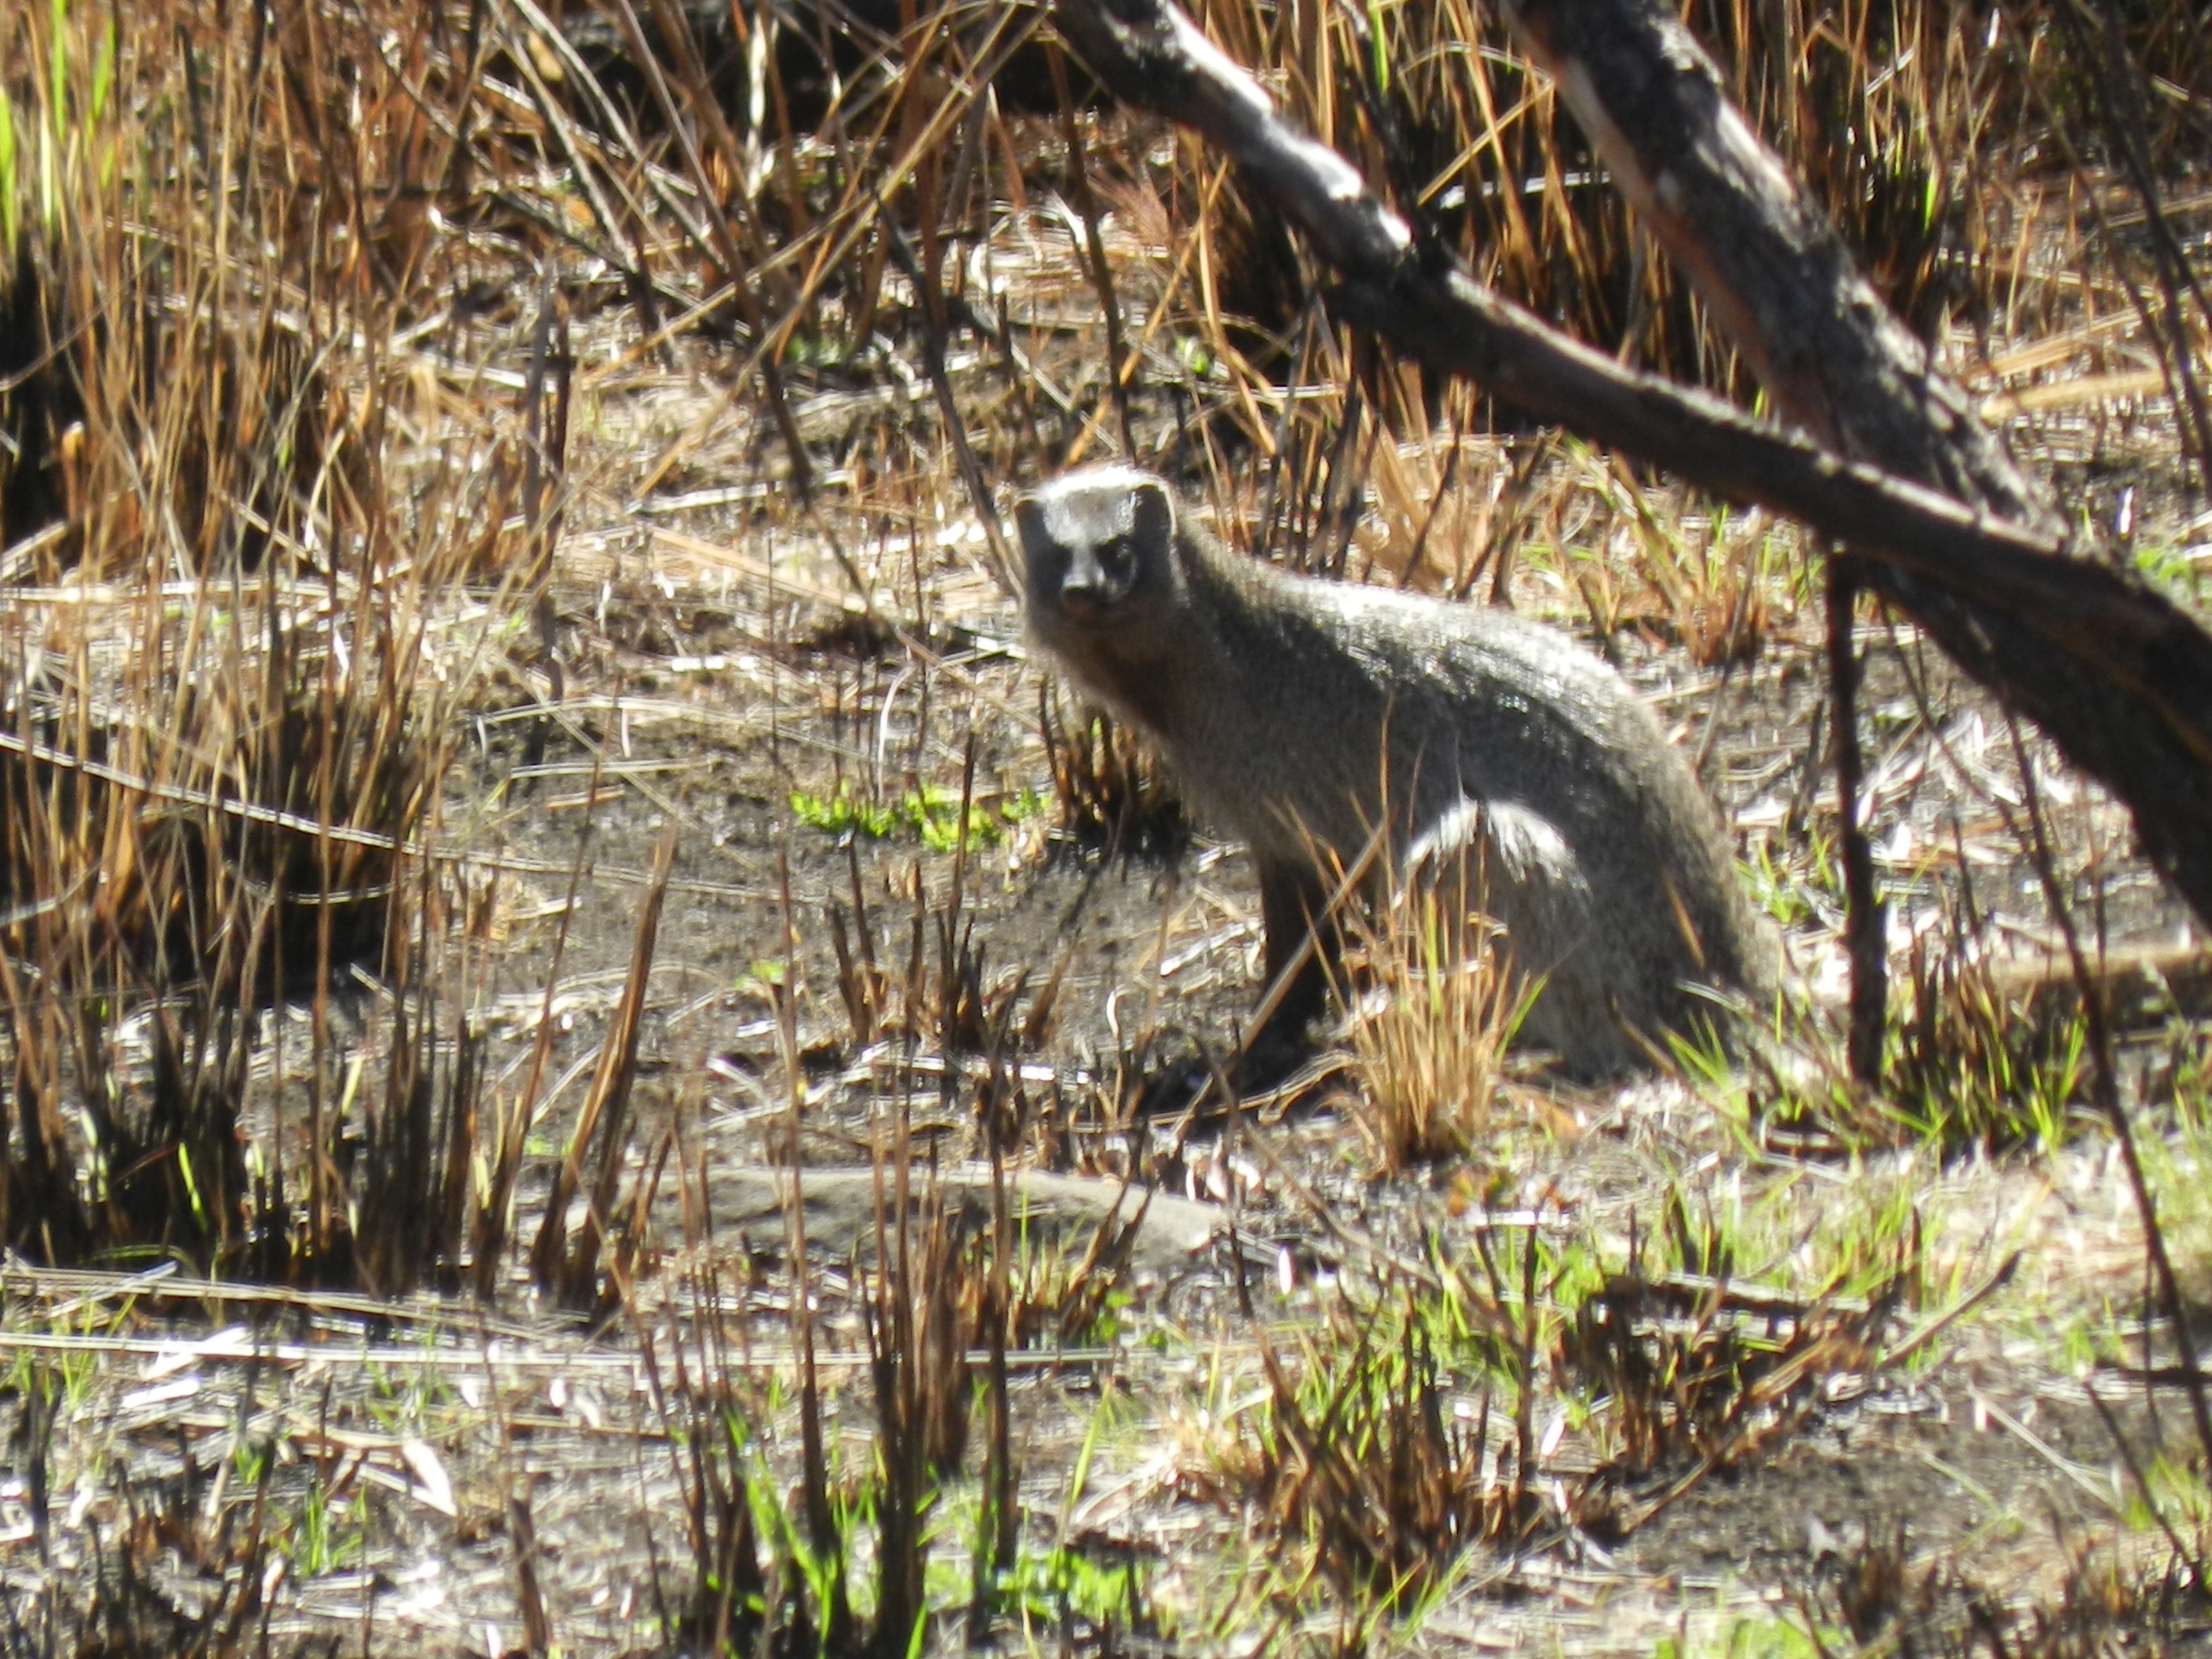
[0,0,525,1286]
[1182,1194,1933,1630]
[1039,688,1188,859]
[1340,873,1527,1172]
[1557,1192,1923,1505]
[1187,1277,1548,1620]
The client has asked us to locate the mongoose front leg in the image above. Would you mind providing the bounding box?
[1253,857,1334,1049]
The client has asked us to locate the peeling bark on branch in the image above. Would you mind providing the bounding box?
[1051,0,2212,929]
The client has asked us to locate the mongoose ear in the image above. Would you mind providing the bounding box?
[1012,496,1044,551]
[1129,477,1174,546]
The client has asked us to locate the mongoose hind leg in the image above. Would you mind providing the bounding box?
[1407,799,1643,1077]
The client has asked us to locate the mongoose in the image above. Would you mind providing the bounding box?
[1016,465,1781,1076]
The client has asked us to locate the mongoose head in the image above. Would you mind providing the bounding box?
[1015,467,1182,649]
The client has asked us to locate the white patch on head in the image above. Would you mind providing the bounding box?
[1019,466,1174,551]
[1034,463,1170,500]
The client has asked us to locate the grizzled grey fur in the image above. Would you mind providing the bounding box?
[1016,465,1779,1076]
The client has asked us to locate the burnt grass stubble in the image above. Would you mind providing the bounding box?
[7,525,2200,1654]
[4,7,2212,1657]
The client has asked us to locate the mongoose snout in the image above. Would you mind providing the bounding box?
[1016,465,1781,1077]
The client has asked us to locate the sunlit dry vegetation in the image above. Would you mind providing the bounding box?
[0,0,2208,1652]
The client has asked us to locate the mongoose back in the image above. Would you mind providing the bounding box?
[1016,465,1780,1076]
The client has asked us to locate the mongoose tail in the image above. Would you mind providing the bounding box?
[1018,466,1780,1076]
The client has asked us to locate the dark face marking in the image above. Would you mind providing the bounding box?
[1058,530,1138,618]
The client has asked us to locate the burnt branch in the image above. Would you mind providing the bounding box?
[1496,0,2056,533]
[1051,0,2212,930]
